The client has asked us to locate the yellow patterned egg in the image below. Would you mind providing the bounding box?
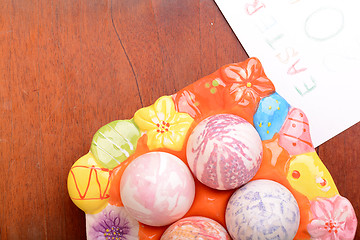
[67,152,111,214]
[286,152,338,200]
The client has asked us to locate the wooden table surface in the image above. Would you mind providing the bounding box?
[0,0,358,239]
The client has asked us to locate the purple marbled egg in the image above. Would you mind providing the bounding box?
[186,114,263,190]
[226,179,300,240]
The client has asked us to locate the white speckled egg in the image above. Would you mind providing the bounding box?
[226,179,300,240]
[120,152,195,227]
[186,114,262,190]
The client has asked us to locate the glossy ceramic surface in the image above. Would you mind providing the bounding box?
[67,57,357,240]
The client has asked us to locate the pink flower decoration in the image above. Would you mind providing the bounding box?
[307,195,357,240]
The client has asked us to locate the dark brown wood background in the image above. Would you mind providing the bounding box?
[0,0,358,239]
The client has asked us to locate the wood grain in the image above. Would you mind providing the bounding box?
[0,0,358,239]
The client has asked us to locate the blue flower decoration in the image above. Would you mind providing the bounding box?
[253,92,290,141]
[86,205,139,240]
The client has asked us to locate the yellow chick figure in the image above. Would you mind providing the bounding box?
[286,152,338,200]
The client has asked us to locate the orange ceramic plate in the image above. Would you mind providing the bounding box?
[67,58,357,240]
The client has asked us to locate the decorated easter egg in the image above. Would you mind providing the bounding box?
[120,152,195,226]
[91,119,141,169]
[279,108,315,155]
[253,92,290,141]
[186,114,263,190]
[286,152,338,200]
[160,216,231,240]
[67,152,111,214]
[226,179,300,240]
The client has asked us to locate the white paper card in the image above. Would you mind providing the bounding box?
[215,0,360,147]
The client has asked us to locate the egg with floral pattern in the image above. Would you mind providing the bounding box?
[186,114,263,190]
[160,216,231,240]
[120,152,195,227]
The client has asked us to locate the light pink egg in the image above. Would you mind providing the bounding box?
[120,152,195,227]
[186,114,263,190]
[160,216,231,240]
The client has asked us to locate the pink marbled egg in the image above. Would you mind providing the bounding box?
[120,152,195,227]
[186,114,263,190]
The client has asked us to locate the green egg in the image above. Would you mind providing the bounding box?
[90,119,141,169]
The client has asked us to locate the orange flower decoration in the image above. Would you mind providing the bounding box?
[220,57,275,113]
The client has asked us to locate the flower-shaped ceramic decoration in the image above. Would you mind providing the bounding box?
[67,58,358,239]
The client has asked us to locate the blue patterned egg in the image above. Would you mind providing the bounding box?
[225,179,300,240]
[253,92,290,141]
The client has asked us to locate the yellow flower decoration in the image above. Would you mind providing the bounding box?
[134,96,194,151]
